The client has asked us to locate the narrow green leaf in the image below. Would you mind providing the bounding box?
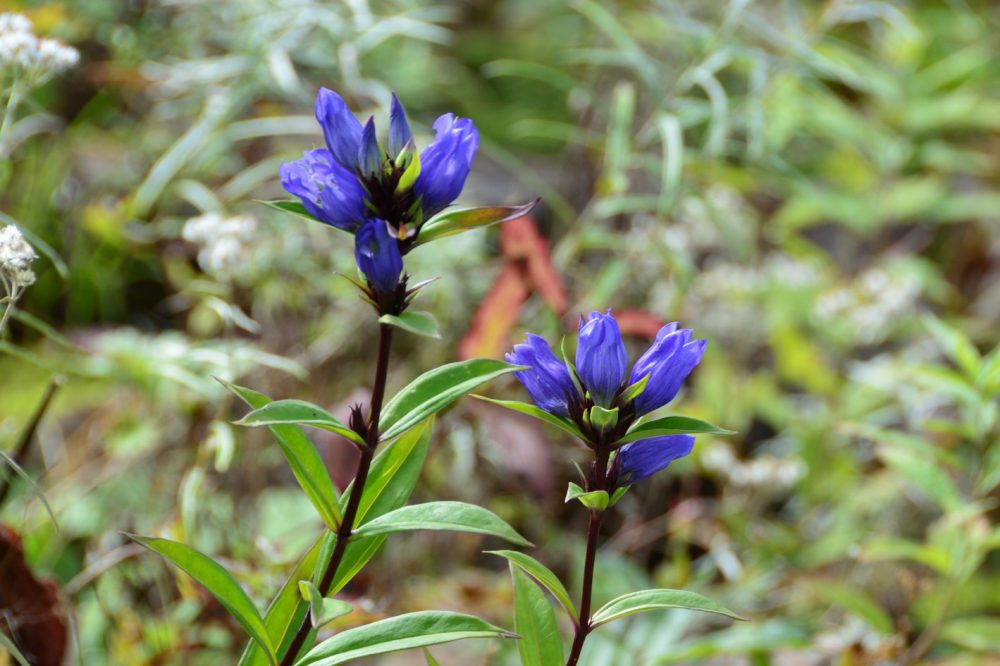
[297,581,353,629]
[608,486,629,507]
[591,589,745,627]
[809,583,893,636]
[472,395,585,440]
[423,649,442,666]
[379,311,440,339]
[924,316,981,381]
[380,360,523,441]
[242,420,434,666]
[941,616,1000,652]
[235,398,367,448]
[239,535,324,666]
[415,199,539,244]
[618,416,735,444]
[876,444,963,511]
[486,550,577,621]
[295,611,516,665]
[565,482,610,511]
[512,566,564,666]
[221,381,343,530]
[132,536,277,664]
[261,200,323,224]
[0,632,30,666]
[620,373,650,403]
[353,501,531,546]
[0,450,58,529]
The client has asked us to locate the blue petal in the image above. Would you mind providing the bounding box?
[354,219,403,293]
[358,117,382,178]
[414,113,479,219]
[506,334,577,416]
[315,88,363,172]
[629,323,706,415]
[388,92,413,157]
[575,311,627,407]
[618,434,695,485]
[279,148,367,232]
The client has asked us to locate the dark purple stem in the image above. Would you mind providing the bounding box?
[279,323,393,665]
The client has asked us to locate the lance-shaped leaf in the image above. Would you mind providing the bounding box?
[353,501,531,546]
[473,395,585,440]
[239,421,434,666]
[221,381,343,530]
[236,398,367,448]
[414,199,540,245]
[379,360,524,441]
[379,311,440,339]
[617,416,734,444]
[487,550,577,621]
[298,581,353,629]
[294,611,516,665]
[565,482,610,511]
[512,566,564,666]
[261,200,323,224]
[590,589,745,628]
[132,536,278,665]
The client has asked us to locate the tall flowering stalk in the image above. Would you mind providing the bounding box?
[489,311,742,665]
[133,88,537,666]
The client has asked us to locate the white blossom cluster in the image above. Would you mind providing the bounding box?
[182,213,258,277]
[814,267,921,344]
[0,223,37,291]
[0,12,79,80]
[702,442,805,492]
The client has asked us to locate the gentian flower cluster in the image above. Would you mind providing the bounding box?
[507,311,706,487]
[279,88,479,308]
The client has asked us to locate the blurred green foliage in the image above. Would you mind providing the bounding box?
[1,0,998,664]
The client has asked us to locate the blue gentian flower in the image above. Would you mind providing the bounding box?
[278,148,367,232]
[506,312,706,484]
[282,88,479,237]
[354,219,403,294]
[576,311,628,407]
[617,435,695,485]
[629,324,707,415]
[505,334,576,416]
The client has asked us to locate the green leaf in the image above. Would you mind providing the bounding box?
[809,582,894,635]
[297,581,353,629]
[0,450,58,529]
[261,200,323,224]
[565,482,610,511]
[512,566,564,666]
[0,632,30,666]
[486,550,577,621]
[235,398,367,448]
[242,419,435,666]
[423,649,442,666]
[620,373,650,403]
[924,316,981,381]
[132,536,277,664]
[415,199,540,244]
[353,501,531,546]
[876,444,962,512]
[472,395,585,441]
[378,311,440,339]
[590,589,745,627]
[618,416,735,444]
[221,381,343,530]
[941,616,1000,652]
[380,359,523,441]
[294,611,516,665]
[589,405,619,431]
[608,486,629,507]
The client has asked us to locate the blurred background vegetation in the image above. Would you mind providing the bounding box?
[1,0,998,663]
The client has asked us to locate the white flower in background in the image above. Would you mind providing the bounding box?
[814,266,921,344]
[0,223,37,334]
[0,223,37,288]
[0,12,79,81]
[702,441,805,493]
[182,213,258,276]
